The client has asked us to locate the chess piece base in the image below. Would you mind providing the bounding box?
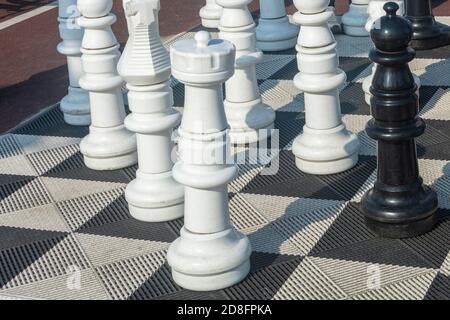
[225,99,276,145]
[126,170,184,222]
[362,186,438,238]
[60,86,91,126]
[292,124,359,175]
[256,16,299,52]
[342,4,370,37]
[168,227,251,291]
[80,125,137,170]
[410,22,450,50]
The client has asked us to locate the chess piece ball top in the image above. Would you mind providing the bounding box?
[371,2,412,53]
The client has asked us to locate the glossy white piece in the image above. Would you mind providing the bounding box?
[362,1,419,105]
[58,0,90,126]
[77,0,137,170]
[255,0,299,51]
[168,31,251,291]
[117,0,183,222]
[342,0,371,37]
[292,0,359,175]
[199,0,222,28]
[217,0,275,145]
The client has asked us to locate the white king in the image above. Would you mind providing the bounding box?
[117,0,184,222]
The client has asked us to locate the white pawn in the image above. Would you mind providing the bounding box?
[342,0,371,36]
[255,0,299,51]
[77,0,137,170]
[218,0,275,145]
[362,0,419,105]
[199,0,223,29]
[292,0,359,175]
[168,31,251,291]
[57,0,90,126]
[117,0,184,222]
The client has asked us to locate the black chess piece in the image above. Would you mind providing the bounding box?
[405,0,450,50]
[362,2,438,239]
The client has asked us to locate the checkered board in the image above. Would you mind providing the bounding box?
[2,18,450,300]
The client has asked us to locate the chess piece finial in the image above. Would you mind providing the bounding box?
[168,31,251,291]
[361,2,438,238]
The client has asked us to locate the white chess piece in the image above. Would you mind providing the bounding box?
[117,0,184,222]
[168,31,251,291]
[292,0,360,174]
[199,0,223,28]
[342,0,371,36]
[328,1,342,33]
[57,0,90,126]
[255,0,299,51]
[77,0,137,170]
[218,0,275,145]
[362,0,419,105]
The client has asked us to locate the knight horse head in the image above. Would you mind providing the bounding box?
[118,0,170,85]
[123,0,160,32]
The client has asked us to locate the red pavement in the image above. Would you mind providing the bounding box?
[0,0,449,133]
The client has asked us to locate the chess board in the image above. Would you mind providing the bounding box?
[2,18,450,300]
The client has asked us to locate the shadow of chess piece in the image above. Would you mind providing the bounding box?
[362,2,438,238]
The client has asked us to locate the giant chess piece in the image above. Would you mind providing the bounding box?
[328,0,343,34]
[57,0,90,126]
[199,0,223,29]
[342,0,371,36]
[117,0,184,222]
[362,0,421,105]
[168,31,251,291]
[217,0,275,145]
[77,0,137,170]
[405,0,450,50]
[255,0,299,51]
[292,0,359,175]
[362,3,438,238]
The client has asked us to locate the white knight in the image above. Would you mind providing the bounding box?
[117,0,184,222]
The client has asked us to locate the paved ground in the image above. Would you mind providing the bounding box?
[0,0,449,134]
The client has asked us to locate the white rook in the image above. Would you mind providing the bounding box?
[217,0,275,145]
[117,0,184,222]
[77,0,137,170]
[199,0,223,29]
[292,0,359,175]
[58,0,90,125]
[342,0,371,36]
[168,31,251,291]
[255,0,299,51]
